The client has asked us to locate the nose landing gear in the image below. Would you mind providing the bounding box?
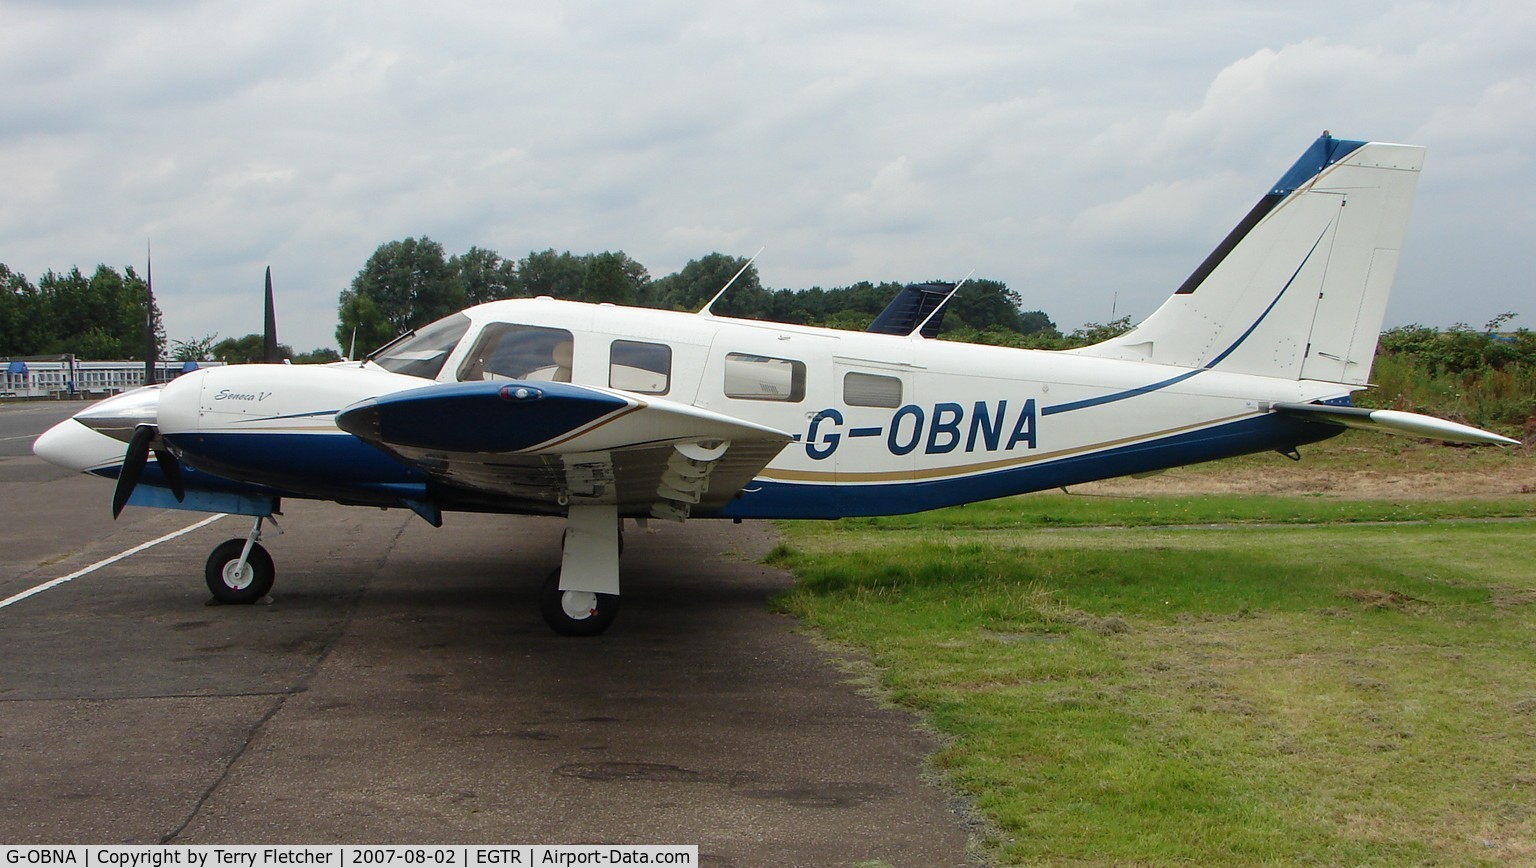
[205,515,279,604]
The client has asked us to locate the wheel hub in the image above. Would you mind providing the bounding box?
[560,590,598,620]
[221,560,255,590]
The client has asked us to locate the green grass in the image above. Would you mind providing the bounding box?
[770,497,1536,864]
[826,492,1536,533]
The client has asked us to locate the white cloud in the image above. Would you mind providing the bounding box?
[1,0,1534,349]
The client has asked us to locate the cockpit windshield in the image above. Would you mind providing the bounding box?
[369,313,472,379]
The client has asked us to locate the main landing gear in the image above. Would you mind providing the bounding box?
[205,515,280,604]
[542,503,624,637]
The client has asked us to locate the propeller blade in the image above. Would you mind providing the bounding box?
[111,425,155,519]
[263,266,281,363]
[153,447,186,502]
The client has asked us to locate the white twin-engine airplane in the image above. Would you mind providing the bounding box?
[35,133,1518,635]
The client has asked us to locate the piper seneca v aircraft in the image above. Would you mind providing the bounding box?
[34,133,1519,635]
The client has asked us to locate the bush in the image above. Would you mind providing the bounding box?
[1360,315,1536,429]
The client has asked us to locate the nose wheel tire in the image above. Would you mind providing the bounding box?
[539,568,619,636]
[205,539,275,604]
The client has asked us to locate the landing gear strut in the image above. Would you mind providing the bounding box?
[205,515,278,604]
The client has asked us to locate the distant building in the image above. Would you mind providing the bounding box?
[1,357,225,399]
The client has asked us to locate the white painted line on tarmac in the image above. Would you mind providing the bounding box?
[0,514,227,611]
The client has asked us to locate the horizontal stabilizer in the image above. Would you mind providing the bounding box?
[1272,402,1519,445]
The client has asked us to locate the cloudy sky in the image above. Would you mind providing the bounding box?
[2,0,1532,353]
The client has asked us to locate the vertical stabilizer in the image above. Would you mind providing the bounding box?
[1070,135,1424,385]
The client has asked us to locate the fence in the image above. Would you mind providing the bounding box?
[2,358,225,399]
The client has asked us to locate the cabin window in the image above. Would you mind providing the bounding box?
[371,313,471,379]
[457,324,575,382]
[723,352,805,402]
[843,372,902,408]
[609,340,671,394]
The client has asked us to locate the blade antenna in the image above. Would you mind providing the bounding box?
[907,269,975,338]
[698,247,765,316]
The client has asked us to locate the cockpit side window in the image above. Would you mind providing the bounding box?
[457,324,575,382]
[370,313,471,379]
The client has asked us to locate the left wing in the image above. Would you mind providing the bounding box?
[336,380,793,519]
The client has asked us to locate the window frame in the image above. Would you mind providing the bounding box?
[455,323,575,382]
[842,371,903,409]
[608,339,672,395]
[722,352,806,402]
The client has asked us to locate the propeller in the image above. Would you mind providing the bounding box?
[263,266,281,363]
[112,426,154,519]
[154,444,186,502]
[110,424,185,519]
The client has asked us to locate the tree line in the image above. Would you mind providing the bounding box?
[0,263,163,360]
[335,237,1068,356]
[1,241,1078,364]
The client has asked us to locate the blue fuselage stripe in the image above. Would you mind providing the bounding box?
[711,413,1339,520]
[1040,369,1203,416]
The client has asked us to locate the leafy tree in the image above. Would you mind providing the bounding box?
[337,237,465,350]
[941,279,1030,333]
[1017,310,1058,337]
[293,347,343,364]
[213,334,293,364]
[451,246,519,306]
[1064,316,1135,347]
[0,264,46,356]
[580,251,649,304]
[650,253,761,312]
[171,333,219,362]
[517,249,587,299]
[28,264,162,359]
[336,291,393,357]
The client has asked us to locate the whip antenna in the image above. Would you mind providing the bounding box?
[699,247,765,316]
[908,269,975,338]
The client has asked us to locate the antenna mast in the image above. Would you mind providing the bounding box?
[698,247,765,316]
[908,269,975,338]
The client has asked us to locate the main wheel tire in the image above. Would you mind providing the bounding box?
[539,568,620,636]
[205,539,275,604]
